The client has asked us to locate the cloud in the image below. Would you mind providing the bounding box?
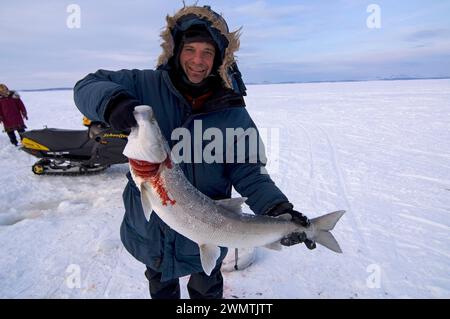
[76,50,156,64]
[5,70,82,90]
[241,25,304,42]
[404,28,450,42]
[30,71,80,81]
[3,0,450,88]
[283,42,450,67]
[240,41,450,83]
[231,0,308,20]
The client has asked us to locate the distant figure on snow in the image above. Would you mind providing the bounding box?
[0,83,28,146]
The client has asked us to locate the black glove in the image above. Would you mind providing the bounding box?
[267,202,316,250]
[105,95,140,131]
[280,232,317,249]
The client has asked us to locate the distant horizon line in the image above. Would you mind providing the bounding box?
[18,76,450,92]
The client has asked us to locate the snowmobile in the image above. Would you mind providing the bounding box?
[20,118,129,175]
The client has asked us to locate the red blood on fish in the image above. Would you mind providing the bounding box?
[129,158,160,178]
[129,156,176,206]
[149,174,176,206]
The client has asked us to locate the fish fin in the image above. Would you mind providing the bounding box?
[310,210,345,231]
[264,241,283,251]
[310,210,345,253]
[139,183,153,222]
[215,197,248,214]
[315,231,343,253]
[199,244,221,276]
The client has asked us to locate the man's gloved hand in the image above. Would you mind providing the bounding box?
[105,95,140,131]
[267,202,316,250]
[284,209,311,227]
[108,103,137,131]
[280,232,317,249]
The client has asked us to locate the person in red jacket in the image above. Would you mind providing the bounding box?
[0,84,28,146]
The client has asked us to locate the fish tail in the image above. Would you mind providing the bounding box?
[310,210,345,253]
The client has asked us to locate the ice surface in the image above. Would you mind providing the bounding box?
[0,80,449,298]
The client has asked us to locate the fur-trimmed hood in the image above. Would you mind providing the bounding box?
[0,85,19,99]
[157,5,243,92]
[0,84,11,98]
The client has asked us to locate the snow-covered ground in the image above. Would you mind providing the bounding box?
[0,79,449,298]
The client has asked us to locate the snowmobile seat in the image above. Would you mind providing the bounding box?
[23,128,90,151]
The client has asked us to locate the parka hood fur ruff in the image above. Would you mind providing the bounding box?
[157,5,241,89]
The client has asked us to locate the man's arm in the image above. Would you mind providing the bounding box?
[0,102,3,122]
[223,113,288,215]
[73,69,142,126]
[226,160,288,216]
[16,98,27,120]
[224,110,316,249]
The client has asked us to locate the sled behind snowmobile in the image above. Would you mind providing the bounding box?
[20,122,128,175]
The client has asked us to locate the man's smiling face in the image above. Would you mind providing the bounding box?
[179,42,216,84]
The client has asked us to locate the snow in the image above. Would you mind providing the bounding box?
[1,79,449,298]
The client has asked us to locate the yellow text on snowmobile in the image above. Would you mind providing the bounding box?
[21,138,50,151]
[102,133,128,139]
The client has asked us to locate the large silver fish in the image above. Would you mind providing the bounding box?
[123,105,345,275]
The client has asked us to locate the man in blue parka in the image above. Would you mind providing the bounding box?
[74,5,315,299]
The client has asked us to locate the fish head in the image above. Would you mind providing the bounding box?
[123,105,168,163]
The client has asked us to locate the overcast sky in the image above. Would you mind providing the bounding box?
[1,0,450,89]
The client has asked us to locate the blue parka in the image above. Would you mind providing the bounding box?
[73,6,288,281]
